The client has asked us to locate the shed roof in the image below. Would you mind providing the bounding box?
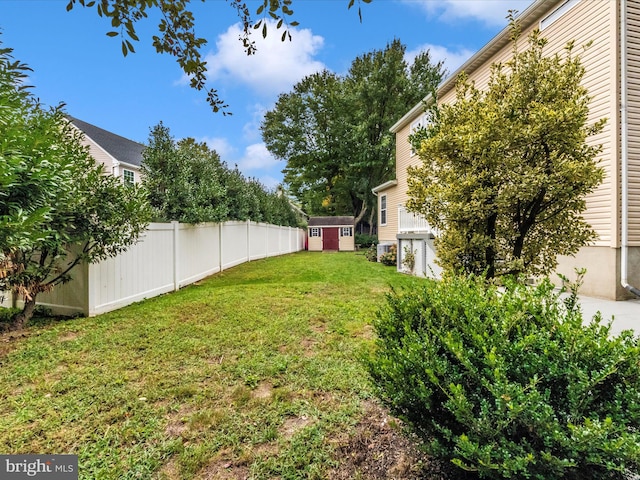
[308,216,355,227]
[68,116,145,167]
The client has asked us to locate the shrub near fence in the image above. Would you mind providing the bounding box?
[22,221,305,317]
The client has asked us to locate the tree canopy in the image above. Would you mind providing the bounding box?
[407,22,605,279]
[0,40,152,328]
[262,39,443,231]
[142,122,301,227]
[65,0,370,114]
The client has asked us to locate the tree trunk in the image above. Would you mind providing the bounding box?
[354,204,368,228]
[11,295,37,331]
[368,208,376,235]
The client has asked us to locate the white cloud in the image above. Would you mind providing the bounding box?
[255,175,281,190]
[242,103,269,142]
[205,20,326,96]
[406,0,533,27]
[200,136,237,160]
[198,136,283,189]
[237,143,280,172]
[406,44,475,77]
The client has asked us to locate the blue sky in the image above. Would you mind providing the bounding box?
[1,0,531,188]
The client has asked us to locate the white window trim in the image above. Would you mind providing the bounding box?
[380,194,388,227]
[310,227,320,237]
[341,227,352,237]
[540,0,581,30]
[123,169,135,185]
[410,112,431,156]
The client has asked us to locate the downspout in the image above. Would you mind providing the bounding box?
[620,0,640,296]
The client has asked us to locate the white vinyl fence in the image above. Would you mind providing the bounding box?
[15,221,305,317]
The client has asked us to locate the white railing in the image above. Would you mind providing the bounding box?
[398,205,432,233]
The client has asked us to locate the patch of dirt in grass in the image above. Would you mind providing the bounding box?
[252,381,273,400]
[57,331,80,342]
[309,316,328,334]
[330,401,473,480]
[0,330,31,357]
[352,324,375,340]
[278,337,317,357]
[195,448,250,480]
[280,415,313,439]
[196,463,250,480]
[157,457,181,480]
[164,405,195,438]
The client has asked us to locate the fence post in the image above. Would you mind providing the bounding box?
[219,222,223,272]
[247,219,251,262]
[172,221,180,291]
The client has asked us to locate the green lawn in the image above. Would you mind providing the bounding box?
[0,251,422,479]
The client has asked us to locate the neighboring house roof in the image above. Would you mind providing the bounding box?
[390,0,549,133]
[308,216,355,227]
[67,116,145,167]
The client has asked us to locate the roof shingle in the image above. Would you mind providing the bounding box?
[68,116,145,167]
[308,216,355,227]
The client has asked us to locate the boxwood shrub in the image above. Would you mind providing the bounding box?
[367,276,640,480]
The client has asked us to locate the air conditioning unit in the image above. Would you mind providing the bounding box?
[377,243,392,259]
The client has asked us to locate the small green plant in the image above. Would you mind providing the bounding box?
[367,275,640,480]
[365,244,378,262]
[401,245,416,273]
[0,307,20,330]
[379,244,397,266]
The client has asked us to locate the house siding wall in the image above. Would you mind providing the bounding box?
[379,0,640,298]
[79,136,115,175]
[377,122,424,244]
[627,0,640,244]
[73,125,143,184]
[377,186,400,243]
[437,0,616,247]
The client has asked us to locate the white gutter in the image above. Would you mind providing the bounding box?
[620,0,640,296]
[371,179,398,196]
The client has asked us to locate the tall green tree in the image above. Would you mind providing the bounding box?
[142,124,229,223]
[0,41,151,328]
[407,22,605,279]
[142,122,301,226]
[343,39,443,227]
[65,0,371,113]
[262,40,443,230]
[262,70,348,217]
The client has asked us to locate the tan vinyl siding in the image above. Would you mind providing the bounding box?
[339,233,355,251]
[433,0,616,247]
[377,188,399,243]
[627,0,640,244]
[308,236,323,251]
[378,119,427,243]
[79,136,114,175]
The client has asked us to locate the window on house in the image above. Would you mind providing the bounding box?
[310,227,320,237]
[540,0,581,30]
[341,227,353,237]
[410,112,432,156]
[123,169,135,186]
[380,194,387,226]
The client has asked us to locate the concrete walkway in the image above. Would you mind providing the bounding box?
[576,295,640,336]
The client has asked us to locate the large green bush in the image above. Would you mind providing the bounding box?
[367,276,640,480]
